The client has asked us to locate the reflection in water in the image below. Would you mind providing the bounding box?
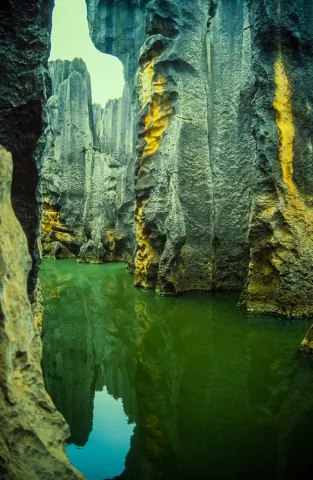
[41,259,313,480]
[67,387,135,479]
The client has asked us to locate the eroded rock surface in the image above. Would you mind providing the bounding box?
[0,0,53,300]
[0,145,83,479]
[41,59,133,263]
[86,0,313,320]
[240,0,313,318]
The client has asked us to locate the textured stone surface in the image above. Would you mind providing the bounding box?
[208,0,256,289]
[240,0,313,318]
[41,59,133,263]
[0,146,83,479]
[0,0,52,300]
[86,0,313,320]
[86,0,255,293]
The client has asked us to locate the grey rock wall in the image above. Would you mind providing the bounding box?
[86,0,255,294]
[240,0,313,318]
[86,0,313,323]
[41,59,134,263]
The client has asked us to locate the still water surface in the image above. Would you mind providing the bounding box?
[40,259,313,480]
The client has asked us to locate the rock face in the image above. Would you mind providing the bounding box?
[239,0,313,318]
[86,0,313,319]
[41,59,133,263]
[0,146,83,479]
[0,0,52,301]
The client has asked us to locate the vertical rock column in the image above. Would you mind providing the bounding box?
[86,0,214,294]
[208,0,256,290]
[0,0,52,300]
[240,0,313,317]
[41,59,95,258]
[0,146,83,479]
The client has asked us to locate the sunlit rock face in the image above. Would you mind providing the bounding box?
[86,0,313,319]
[41,59,133,263]
[0,146,83,479]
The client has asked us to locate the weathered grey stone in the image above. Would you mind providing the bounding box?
[41,59,133,263]
[86,0,255,293]
[208,0,256,289]
[240,0,313,318]
[86,0,313,324]
[41,59,96,257]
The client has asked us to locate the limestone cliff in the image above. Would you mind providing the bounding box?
[239,0,313,319]
[41,59,133,263]
[0,146,83,479]
[0,0,52,301]
[86,0,313,320]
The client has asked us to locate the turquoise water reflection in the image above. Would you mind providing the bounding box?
[67,387,135,479]
[41,259,313,480]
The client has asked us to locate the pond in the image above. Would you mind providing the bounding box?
[40,259,313,480]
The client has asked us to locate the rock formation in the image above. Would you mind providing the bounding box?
[1,0,313,475]
[0,0,52,302]
[41,59,134,263]
[0,1,86,477]
[85,0,313,321]
[239,0,313,319]
[0,146,83,479]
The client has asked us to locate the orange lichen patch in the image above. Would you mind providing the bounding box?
[134,200,158,287]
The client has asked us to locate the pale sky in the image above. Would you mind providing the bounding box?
[49,0,125,106]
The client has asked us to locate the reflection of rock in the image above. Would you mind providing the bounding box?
[42,260,313,479]
[0,148,82,479]
[300,325,313,354]
[41,261,138,447]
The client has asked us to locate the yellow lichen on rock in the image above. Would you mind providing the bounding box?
[41,201,75,256]
[134,201,158,287]
[0,145,83,479]
[242,53,313,317]
[142,88,172,158]
[134,59,172,286]
[274,57,295,195]
[274,55,313,225]
[140,59,155,107]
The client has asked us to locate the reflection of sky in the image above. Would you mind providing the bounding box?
[67,387,135,480]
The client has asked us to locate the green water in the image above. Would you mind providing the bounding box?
[40,259,313,480]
